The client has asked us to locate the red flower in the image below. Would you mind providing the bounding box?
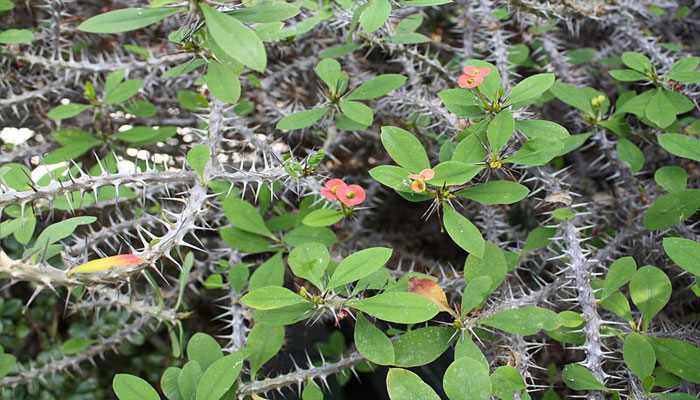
[321,178,346,199]
[336,184,366,206]
[458,66,490,89]
[409,168,435,193]
[462,66,491,77]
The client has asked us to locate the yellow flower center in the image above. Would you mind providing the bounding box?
[490,161,502,169]
[331,185,341,194]
[467,77,475,83]
[473,70,480,75]
[346,191,356,199]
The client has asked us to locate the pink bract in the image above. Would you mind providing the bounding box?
[458,74,484,89]
[420,168,435,180]
[336,184,366,206]
[321,178,346,199]
[462,66,491,77]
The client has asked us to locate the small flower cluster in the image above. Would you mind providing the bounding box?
[458,66,490,89]
[409,168,435,193]
[321,178,365,207]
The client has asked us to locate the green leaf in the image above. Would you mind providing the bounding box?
[515,120,569,139]
[187,144,210,180]
[622,52,652,73]
[178,361,202,400]
[206,62,241,104]
[452,134,487,164]
[228,1,300,23]
[113,374,160,400]
[247,323,284,377]
[60,338,95,355]
[648,337,700,384]
[319,44,363,58]
[464,241,506,294]
[1,163,32,190]
[302,209,344,227]
[654,166,687,192]
[346,292,439,324]
[505,73,555,106]
[457,181,529,205]
[369,165,411,190]
[504,138,564,166]
[252,303,313,325]
[187,333,223,371]
[195,354,245,400]
[104,80,144,104]
[658,133,700,162]
[667,70,700,83]
[78,7,182,33]
[380,126,430,173]
[14,216,36,245]
[427,161,483,187]
[561,364,607,390]
[283,225,337,247]
[220,227,271,254]
[461,276,493,315]
[163,59,207,78]
[645,89,676,128]
[161,367,182,400]
[615,138,644,173]
[354,313,394,365]
[549,82,595,116]
[392,326,453,367]
[105,69,126,94]
[443,357,492,400]
[47,104,91,120]
[601,257,636,298]
[629,265,671,330]
[346,74,407,100]
[669,57,699,74]
[479,306,562,335]
[302,382,324,400]
[643,189,700,230]
[316,58,342,91]
[487,110,515,153]
[276,107,329,130]
[0,28,34,44]
[288,242,329,289]
[438,88,483,116]
[608,69,646,81]
[0,0,13,12]
[0,353,16,380]
[443,207,485,258]
[360,0,391,33]
[663,237,700,276]
[200,3,266,72]
[522,226,556,254]
[490,366,526,400]
[123,100,157,118]
[223,197,274,239]
[241,286,306,310]
[27,217,96,258]
[328,247,392,289]
[623,333,655,379]
[454,335,488,370]
[339,100,373,127]
[386,369,441,400]
[600,292,633,325]
[177,90,209,111]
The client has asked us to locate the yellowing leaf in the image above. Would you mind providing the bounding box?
[66,254,145,276]
[408,277,457,318]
